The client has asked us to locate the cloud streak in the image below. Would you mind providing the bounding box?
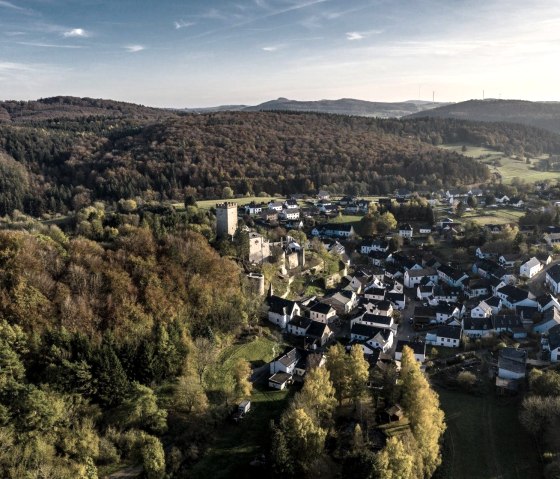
[174,20,195,29]
[63,28,89,38]
[17,41,84,49]
[0,0,24,10]
[125,44,145,53]
[346,29,383,41]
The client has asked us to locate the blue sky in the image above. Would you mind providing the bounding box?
[1,0,560,107]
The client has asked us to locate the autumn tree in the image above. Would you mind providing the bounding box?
[376,436,415,479]
[400,346,446,477]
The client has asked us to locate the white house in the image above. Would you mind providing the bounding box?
[268,201,284,211]
[426,325,462,348]
[269,348,300,375]
[363,300,393,317]
[462,316,494,338]
[546,265,560,294]
[309,302,336,324]
[353,312,394,329]
[365,329,394,353]
[286,315,312,336]
[534,307,560,334]
[279,208,300,221]
[268,296,301,329]
[398,224,413,238]
[471,302,493,318]
[520,257,543,279]
[403,268,438,289]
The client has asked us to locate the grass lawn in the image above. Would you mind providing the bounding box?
[461,208,525,225]
[440,143,560,185]
[189,385,291,479]
[327,214,363,224]
[437,387,541,479]
[220,335,282,370]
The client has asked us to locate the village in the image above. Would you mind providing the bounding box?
[213,184,560,403]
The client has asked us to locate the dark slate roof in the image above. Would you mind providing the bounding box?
[437,264,467,282]
[272,347,300,367]
[395,340,426,356]
[414,306,436,318]
[268,296,299,315]
[493,313,523,330]
[351,323,382,338]
[325,223,354,232]
[310,302,335,315]
[436,325,462,340]
[288,315,312,329]
[386,292,405,303]
[498,348,527,374]
[463,316,493,331]
[537,294,557,308]
[436,302,458,315]
[484,296,502,307]
[497,285,530,303]
[306,321,329,338]
[547,264,560,283]
[361,313,392,327]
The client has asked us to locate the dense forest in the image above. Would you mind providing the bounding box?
[2,96,560,218]
[0,216,261,478]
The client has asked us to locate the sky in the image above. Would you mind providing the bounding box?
[1,0,560,107]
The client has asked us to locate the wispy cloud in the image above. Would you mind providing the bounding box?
[125,44,145,53]
[174,20,195,29]
[262,45,283,52]
[0,0,24,11]
[63,28,89,38]
[0,61,35,72]
[17,41,84,49]
[346,29,383,41]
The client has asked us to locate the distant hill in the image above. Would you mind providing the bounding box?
[0,96,178,122]
[242,97,451,118]
[405,99,560,134]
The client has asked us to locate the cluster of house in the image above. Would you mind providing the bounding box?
[265,265,410,388]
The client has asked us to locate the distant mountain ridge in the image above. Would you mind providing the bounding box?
[241,97,451,118]
[178,97,451,117]
[405,99,560,134]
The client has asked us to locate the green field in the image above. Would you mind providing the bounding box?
[327,214,363,224]
[437,387,541,479]
[461,208,525,225]
[173,196,286,211]
[440,144,560,185]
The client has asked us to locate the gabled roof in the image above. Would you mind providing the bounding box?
[493,313,523,330]
[272,347,301,367]
[288,315,312,329]
[437,264,468,282]
[361,313,392,327]
[497,285,530,303]
[463,316,493,331]
[306,320,330,338]
[522,257,541,269]
[498,348,527,374]
[537,293,557,308]
[268,296,299,315]
[436,325,462,340]
[547,264,560,283]
[351,323,382,338]
[310,302,335,315]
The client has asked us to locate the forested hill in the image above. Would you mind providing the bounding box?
[0,96,178,122]
[405,99,560,135]
[4,101,560,217]
[0,110,493,216]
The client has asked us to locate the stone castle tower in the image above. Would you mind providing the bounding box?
[216,202,238,239]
